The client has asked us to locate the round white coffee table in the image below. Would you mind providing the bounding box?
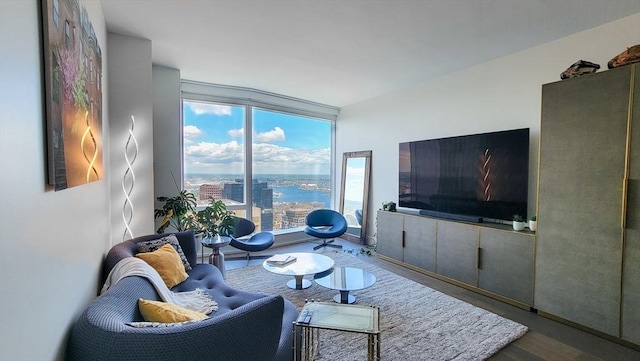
[314,267,376,304]
[263,252,334,290]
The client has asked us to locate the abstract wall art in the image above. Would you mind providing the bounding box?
[41,0,103,191]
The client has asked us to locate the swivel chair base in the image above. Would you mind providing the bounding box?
[312,238,343,251]
[226,252,273,262]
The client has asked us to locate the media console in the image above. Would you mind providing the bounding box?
[376,210,535,309]
[418,209,483,223]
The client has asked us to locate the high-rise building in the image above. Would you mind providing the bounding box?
[199,184,222,201]
[222,179,274,231]
[222,182,244,203]
[282,209,309,228]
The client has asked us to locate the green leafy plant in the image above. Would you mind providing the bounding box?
[154,172,199,233]
[154,189,198,233]
[194,198,237,239]
[512,214,524,222]
[530,215,537,221]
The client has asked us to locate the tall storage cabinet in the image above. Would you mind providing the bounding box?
[536,64,639,343]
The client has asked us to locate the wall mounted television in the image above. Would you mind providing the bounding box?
[399,128,529,223]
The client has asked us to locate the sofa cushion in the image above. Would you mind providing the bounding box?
[135,244,189,288]
[138,298,208,323]
[137,234,192,271]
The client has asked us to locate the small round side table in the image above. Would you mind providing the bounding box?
[201,235,232,278]
[314,266,376,304]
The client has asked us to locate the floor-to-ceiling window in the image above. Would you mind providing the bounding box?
[181,82,338,233]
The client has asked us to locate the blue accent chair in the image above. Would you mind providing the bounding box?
[355,209,363,226]
[226,217,275,261]
[304,209,348,250]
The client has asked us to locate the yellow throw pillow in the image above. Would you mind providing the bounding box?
[138,299,208,323]
[135,244,189,288]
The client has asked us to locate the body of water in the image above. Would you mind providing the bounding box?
[272,185,330,208]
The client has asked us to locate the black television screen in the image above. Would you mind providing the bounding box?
[399,128,529,222]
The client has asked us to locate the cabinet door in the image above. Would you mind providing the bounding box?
[536,67,631,336]
[622,64,640,344]
[403,215,437,272]
[375,211,404,261]
[478,228,534,305]
[436,221,478,286]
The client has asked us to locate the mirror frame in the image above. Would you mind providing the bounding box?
[339,150,372,244]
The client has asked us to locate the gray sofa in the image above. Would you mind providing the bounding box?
[67,231,299,361]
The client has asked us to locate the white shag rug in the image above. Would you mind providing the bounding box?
[225,251,527,361]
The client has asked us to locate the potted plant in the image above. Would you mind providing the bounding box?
[154,189,198,233]
[529,215,537,232]
[194,198,237,240]
[512,215,525,231]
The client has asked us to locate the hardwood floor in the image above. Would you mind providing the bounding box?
[217,238,640,361]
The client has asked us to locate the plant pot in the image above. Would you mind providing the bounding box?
[528,220,537,232]
[513,221,525,231]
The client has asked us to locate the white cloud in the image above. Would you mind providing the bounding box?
[186,102,232,116]
[228,128,244,138]
[252,143,330,174]
[255,127,285,143]
[183,125,203,140]
[184,141,243,163]
[185,141,330,175]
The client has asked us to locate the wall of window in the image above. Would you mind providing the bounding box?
[181,81,339,233]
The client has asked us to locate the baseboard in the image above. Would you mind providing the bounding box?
[536,310,640,351]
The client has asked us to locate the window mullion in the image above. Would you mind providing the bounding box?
[245,105,253,217]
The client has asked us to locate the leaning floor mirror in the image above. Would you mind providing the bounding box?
[339,150,372,244]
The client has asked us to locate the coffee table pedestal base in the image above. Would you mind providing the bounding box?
[334,291,356,304]
[288,276,312,290]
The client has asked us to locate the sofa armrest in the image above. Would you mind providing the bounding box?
[68,292,284,361]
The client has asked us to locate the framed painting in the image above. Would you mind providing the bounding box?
[41,0,103,191]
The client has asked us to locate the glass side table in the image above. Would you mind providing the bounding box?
[314,267,377,304]
[293,301,380,361]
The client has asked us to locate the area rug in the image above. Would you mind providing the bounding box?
[225,251,528,360]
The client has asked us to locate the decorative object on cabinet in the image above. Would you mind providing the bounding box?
[512,215,525,231]
[381,201,396,212]
[560,60,600,79]
[608,44,640,69]
[528,215,537,232]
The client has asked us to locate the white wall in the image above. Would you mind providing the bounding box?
[108,33,155,242]
[0,1,110,360]
[152,65,183,225]
[337,13,640,244]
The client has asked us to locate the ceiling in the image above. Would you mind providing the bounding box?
[102,0,640,108]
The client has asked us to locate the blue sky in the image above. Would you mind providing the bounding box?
[183,100,331,175]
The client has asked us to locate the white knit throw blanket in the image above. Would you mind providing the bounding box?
[101,257,218,314]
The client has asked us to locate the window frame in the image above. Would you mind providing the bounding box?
[181,81,339,233]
